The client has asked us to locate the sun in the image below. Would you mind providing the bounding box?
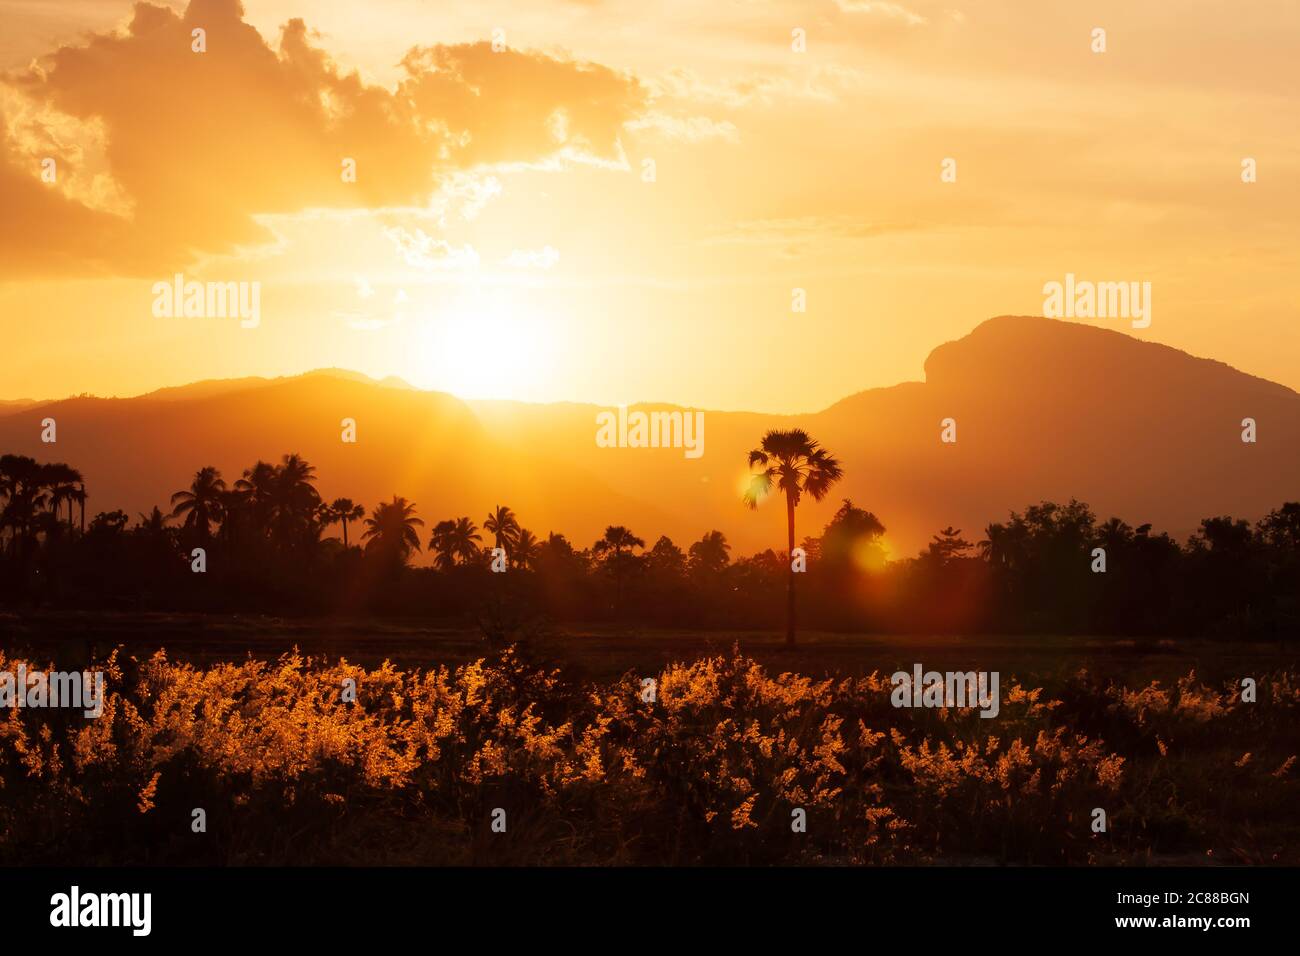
[407,286,559,402]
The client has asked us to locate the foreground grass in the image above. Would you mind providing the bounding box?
[1,639,1296,865]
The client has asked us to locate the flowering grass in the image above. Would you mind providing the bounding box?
[1,645,1296,865]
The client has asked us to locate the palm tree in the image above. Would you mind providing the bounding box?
[42,463,83,532]
[593,525,645,616]
[273,453,321,548]
[742,428,843,646]
[362,496,424,565]
[688,530,731,577]
[980,517,1028,572]
[511,528,540,569]
[0,454,45,556]
[447,517,483,565]
[593,525,645,561]
[48,482,77,531]
[429,518,482,568]
[75,482,87,535]
[483,505,521,557]
[137,506,169,535]
[321,497,365,548]
[234,460,278,519]
[170,466,227,545]
[429,519,459,570]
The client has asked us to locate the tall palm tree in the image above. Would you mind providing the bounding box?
[322,497,365,548]
[593,525,645,616]
[742,428,843,646]
[170,466,227,545]
[75,482,87,535]
[362,496,424,565]
[483,505,521,556]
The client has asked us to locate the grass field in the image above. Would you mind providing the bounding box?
[2,612,1297,866]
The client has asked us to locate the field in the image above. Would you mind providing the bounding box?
[1,613,1297,866]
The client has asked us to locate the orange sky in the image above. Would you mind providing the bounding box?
[1,0,1297,412]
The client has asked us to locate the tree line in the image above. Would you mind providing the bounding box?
[2,432,1297,641]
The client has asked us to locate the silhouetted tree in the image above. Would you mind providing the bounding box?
[363,496,424,569]
[742,429,843,646]
[431,517,482,567]
[170,466,226,546]
[688,530,731,577]
[484,505,521,558]
[512,529,540,569]
[594,525,645,617]
[322,497,365,548]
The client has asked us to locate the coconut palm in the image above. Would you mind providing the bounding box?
[362,496,424,565]
[169,466,227,545]
[234,460,278,521]
[484,505,521,556]
[980,518,1028,571]
[137,506,169,535]
[226,460,276,547]
[429,520,459,570]
[742,428,843,646]
[273,453,321,547]
[430,518,483,568]
[511,528,540,569]
[449,517,483,565]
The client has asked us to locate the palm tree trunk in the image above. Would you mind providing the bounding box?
[341,518,349,548]
[786,491,797,647]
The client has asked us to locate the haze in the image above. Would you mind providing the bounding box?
[1,0,1297,411]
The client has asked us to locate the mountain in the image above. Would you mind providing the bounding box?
[1,316,1296,559]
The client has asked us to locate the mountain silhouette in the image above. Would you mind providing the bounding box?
[1,316,1295,558]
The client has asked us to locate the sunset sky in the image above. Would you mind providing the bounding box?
[1,0,1297,412]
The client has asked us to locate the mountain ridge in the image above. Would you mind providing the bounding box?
[2,316,1296,558]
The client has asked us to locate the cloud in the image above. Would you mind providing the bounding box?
[503,246,561,270]
[701,215,923,246]
[833,1,929,25]
[0,0,647,278]
[384,226,480,272]
[653,65,867,109]
[626,111,739,144]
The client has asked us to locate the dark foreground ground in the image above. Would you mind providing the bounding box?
[4,609,1295,684]
[1,611,1297,866]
